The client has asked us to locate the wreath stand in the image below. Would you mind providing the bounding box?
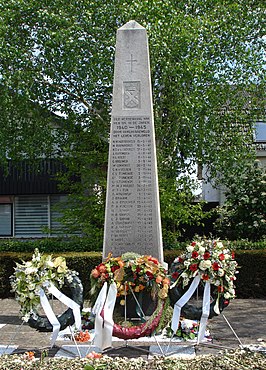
[164,290,244,358]
[3,296,84,359]
[93,286,165,357]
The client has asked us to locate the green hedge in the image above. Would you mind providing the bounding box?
[0,237,103,253]
[1,249,265,299]
[0,238,265,254]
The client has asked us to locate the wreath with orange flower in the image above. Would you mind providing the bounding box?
[90,253,170,339]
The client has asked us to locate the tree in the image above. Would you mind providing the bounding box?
[0,0,265,243]
[215,160,266,241]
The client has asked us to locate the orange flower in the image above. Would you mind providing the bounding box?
[118,260,124,268]
[24,351,35,360]
[86,351,102,359]
[74,330,91,342]
[162,277,170,286]
[156,275,163,284]
[91,269,100,278]
[98,264,107,273]
[138,284,145,291]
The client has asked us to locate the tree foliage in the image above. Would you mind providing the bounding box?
[0,0,265,242]
[215,160,266,241]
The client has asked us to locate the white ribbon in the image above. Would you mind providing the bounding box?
[171,274,211,343]
[102,282,117,349]
[39,288,61,347]
[39,282,82,347]
[92,282,117,350]
[92,282,108,349]
[171,275,201,333]
[197,281,210,343]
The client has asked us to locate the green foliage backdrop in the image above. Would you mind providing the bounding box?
[0,0,265,241]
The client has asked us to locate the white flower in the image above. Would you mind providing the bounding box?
[199,260,211,270]
[46,260,54,268]
[198,246,205,254]
[23,313,30,322]
[186,246,194,253]
[224,292,231,299]
[216,242,224,249]
[184,260,190,267]
[214,280,221,286]
[181,319,195,330]
[218,269,225,277]
[25,267,38,275]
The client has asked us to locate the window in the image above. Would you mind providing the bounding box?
[255,121,266,143]
[0,204,12,236]
[0,195,69,238]
[14,196,48,237]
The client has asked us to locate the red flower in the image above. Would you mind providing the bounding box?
[219,253,225,261]
[178,257,184,263]
[203,252,211,260]
[217,285,224,292]
[148,256,159,265]
[172,271,179,279]
[136,267,141,273]
[146,271,154,279]
[189,263,198,272]
[202,274,209,280]
[212,262,220,271]
[98,264,107,273]
[191,242,196,246]
[231,251,235,259]
[111,265,120,272]
[192,251,199,259]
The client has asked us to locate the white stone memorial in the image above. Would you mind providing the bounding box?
[103,20,163,262]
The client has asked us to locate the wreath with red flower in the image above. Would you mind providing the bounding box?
[90,253,170,339]
[169,239,238,320]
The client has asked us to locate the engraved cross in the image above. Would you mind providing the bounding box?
[126,54,137,72]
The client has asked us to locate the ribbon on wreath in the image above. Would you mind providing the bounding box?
[171,274,211,343]
[92,282,118,350]
[39,282,81,347]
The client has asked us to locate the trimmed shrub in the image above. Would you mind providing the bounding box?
[0,237,103,253]
[0,249,265,299]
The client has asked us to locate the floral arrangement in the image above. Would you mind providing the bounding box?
[90,253,170,340]
[165,317,211,341]
[170,239,238,301]
[10,249,78,322]
[90,253,170,305]
[74,329,91,342]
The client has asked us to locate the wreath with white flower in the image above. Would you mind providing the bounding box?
[90,253,170,339]
[10,249,83,331]
[169,239,238,319]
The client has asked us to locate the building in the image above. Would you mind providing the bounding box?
[0,160,68,238]
[201,121,266,204]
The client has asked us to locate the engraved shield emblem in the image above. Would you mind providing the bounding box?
[123,81,141,109]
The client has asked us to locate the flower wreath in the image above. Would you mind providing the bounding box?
[90,253,170,339]
[169,239,238,320]
[10,249,83,332]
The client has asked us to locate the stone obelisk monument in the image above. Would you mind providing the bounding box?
[103,21,163,263]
